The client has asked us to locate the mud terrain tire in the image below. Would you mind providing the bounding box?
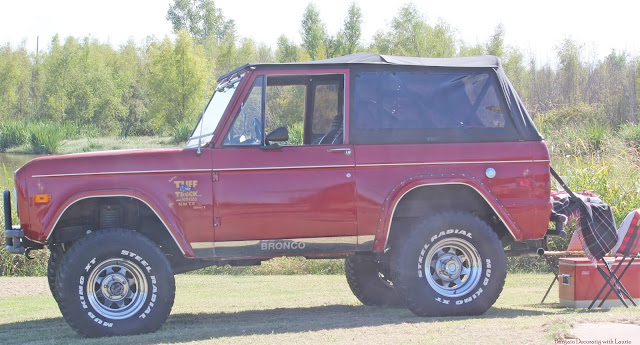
[47,245,64,303]
[391,212,506,316]
[56,229,175,337]
[345,255,402,306]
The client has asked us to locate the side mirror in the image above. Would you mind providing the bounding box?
[262,127,289,151]
[265,127,289,142]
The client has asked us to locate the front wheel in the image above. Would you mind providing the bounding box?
[56,229,175,337]
[47,244,64,303]
[391,212,506,316]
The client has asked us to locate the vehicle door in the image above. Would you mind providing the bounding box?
[211,71,358,258]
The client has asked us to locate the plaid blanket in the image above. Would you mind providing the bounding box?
[552,193,618,264]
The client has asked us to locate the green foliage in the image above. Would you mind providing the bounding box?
[166,0,231,43]
[486,24,505,59]
[287,121,304,146]
[0,121,26,151]
[619,123,640,148]
[28,122,64,154]
[149,31,208,129]
[300,3,327,60]
[173,121,194,144]
[369,4,456,58]
[339,2,362,55]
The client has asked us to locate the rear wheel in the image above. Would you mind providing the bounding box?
[345,255,402,307]
[391,212,506,316]
[56,229,175,337]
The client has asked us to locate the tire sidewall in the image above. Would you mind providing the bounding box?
[392,214,506,315]
[57,231,174,336]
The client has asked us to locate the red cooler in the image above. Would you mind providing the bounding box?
[558,257,640,308]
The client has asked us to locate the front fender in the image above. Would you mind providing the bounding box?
[42,189,193,257]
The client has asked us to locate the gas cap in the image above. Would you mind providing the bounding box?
[485,168,496,179]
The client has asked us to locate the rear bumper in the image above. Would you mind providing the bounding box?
[4,190,25,254]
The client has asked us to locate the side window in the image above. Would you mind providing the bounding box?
[223,77,263,146]
[311,83,340,143]
[265,84,305,145]
[264,75,344,146]
[223,74,345,147]
[350,69,519,144]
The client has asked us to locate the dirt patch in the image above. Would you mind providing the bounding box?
[568,322,640,344]
[0,277,50,298]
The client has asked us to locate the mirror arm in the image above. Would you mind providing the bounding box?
[260,143,282,151]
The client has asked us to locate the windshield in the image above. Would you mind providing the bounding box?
[186,73,244,147]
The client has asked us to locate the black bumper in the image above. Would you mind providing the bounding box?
[4,190,25,254]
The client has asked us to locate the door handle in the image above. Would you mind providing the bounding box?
[327,148,352,156]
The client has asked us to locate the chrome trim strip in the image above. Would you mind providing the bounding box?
[33,169,211,178]
[32,160,550,178]
[558,261,640,267]
[384,182,517,249]
[45,195,186,255]
[213,236,358,257]
[358,160,549,168]
[191,242,215,249]
[214,165,353,172]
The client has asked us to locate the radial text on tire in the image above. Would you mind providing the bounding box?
[390,212,506,317]
[55,229,175,337]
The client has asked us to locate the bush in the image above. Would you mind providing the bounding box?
[173,121,193,144]
[0,121,26,151]
[28,123,64,154]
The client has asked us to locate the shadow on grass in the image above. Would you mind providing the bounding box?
[0,304,587,344]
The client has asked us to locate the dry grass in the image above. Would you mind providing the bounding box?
[1,273,638,344]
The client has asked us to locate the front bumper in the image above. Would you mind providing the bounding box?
[4,190,25,254]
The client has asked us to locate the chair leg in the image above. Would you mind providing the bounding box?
[596,257,629,307]
[594,263,629,308]
[602,259,636,307]
[541,256,559,304]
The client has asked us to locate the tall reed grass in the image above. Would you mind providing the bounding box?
[0,121,26,151]
[27,123,64,154]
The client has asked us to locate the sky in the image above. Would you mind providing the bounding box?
[0,0,638,65]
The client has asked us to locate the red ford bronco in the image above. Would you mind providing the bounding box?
[4,53,552,337]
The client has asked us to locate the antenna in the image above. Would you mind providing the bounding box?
[196,74,211,157]
[196,44,214,157]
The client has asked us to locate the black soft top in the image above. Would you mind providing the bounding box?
[218,53,500,82]
[218,53,542,141]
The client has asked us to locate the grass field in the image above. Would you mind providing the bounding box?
[1,273,639,345]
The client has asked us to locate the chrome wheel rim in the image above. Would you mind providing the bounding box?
[424,238,482,298]
[86,258,148,320]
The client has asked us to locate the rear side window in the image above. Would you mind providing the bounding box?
[350,69,520,144]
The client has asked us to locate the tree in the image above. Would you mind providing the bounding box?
[149,30,208,129]
[556,38,584,105]
[166,0,230,43]
[300,3,327,60]
[276,35,301,63]
[458,42,484,57]
[486,24,505,59]
[370,4,455,58]
[0,42,32,120]
[340,2,362,55]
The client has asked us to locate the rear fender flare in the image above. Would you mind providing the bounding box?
[372,173,523,252]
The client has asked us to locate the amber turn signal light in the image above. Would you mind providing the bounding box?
[33,194,51,204]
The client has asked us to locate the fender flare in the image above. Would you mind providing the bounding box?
[43,189,193,256]
[372,172,523,252]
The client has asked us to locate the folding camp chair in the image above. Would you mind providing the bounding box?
[587,209,640,310]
